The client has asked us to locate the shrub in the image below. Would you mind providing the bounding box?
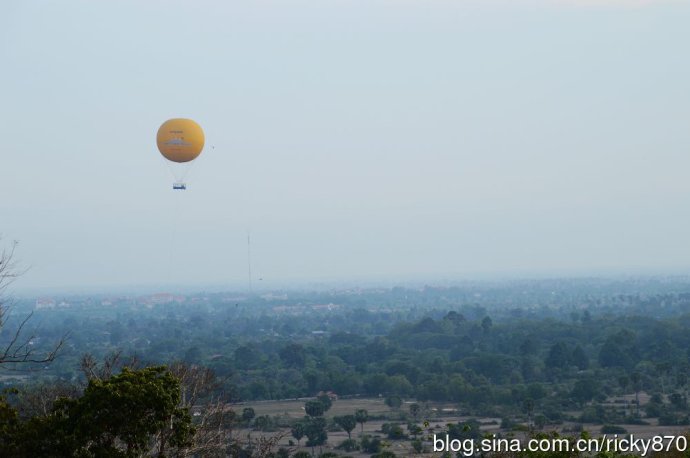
[659,414,690,426]
[372,452,396,458]
[361,435,383,454]
[600,425,628,434]
[336,439,359,452]
[383,423,406,440]
[500,417,514,429]
[292,452,310,458]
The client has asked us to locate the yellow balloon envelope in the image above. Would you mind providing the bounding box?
[156,118,205,163]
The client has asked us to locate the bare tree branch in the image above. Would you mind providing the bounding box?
[80,350,140,382]
[0,238,67,367]
[0,240,27,295]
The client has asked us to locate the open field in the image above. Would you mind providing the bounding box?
[239,397,394,418]
[230,397,690,456]
[0,374,30,383]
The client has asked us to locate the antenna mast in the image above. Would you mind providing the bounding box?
[247,233,253,293]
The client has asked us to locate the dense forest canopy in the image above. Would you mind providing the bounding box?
[4,279,690,406]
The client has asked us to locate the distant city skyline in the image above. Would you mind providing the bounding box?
[3,0,690,292]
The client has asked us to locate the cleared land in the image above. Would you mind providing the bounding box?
[231,397,690,456]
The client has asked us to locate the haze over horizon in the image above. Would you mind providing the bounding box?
[3,0,690,291]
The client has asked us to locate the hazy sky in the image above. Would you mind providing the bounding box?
[2,0,690,292]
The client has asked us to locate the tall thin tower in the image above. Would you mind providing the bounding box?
[247,233,253,293]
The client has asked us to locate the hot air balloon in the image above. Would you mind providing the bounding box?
[156,118,205,190]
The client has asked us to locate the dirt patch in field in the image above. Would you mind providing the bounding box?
[238,397,392,419]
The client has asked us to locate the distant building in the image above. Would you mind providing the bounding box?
[317,390,338,401]
[261,293,288,301]
[139,293,186,306]
[312,303,341,311]
[35,298,56,309]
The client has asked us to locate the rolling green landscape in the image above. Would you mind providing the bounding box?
[4,278,690,456]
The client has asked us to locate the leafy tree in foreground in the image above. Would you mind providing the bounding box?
[385,395,402,410]
[242,407,256,425]
[304,416,327,455]
[334,414,356,439]
[355,408,368,434]
[305,399,325,418]
[6,366,194,457]
[409,402,420,420]
[0,390,21,453]
[316,393,333,412]
[291,421,305,446]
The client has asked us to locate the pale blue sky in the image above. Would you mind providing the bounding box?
[2,0,689,291]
